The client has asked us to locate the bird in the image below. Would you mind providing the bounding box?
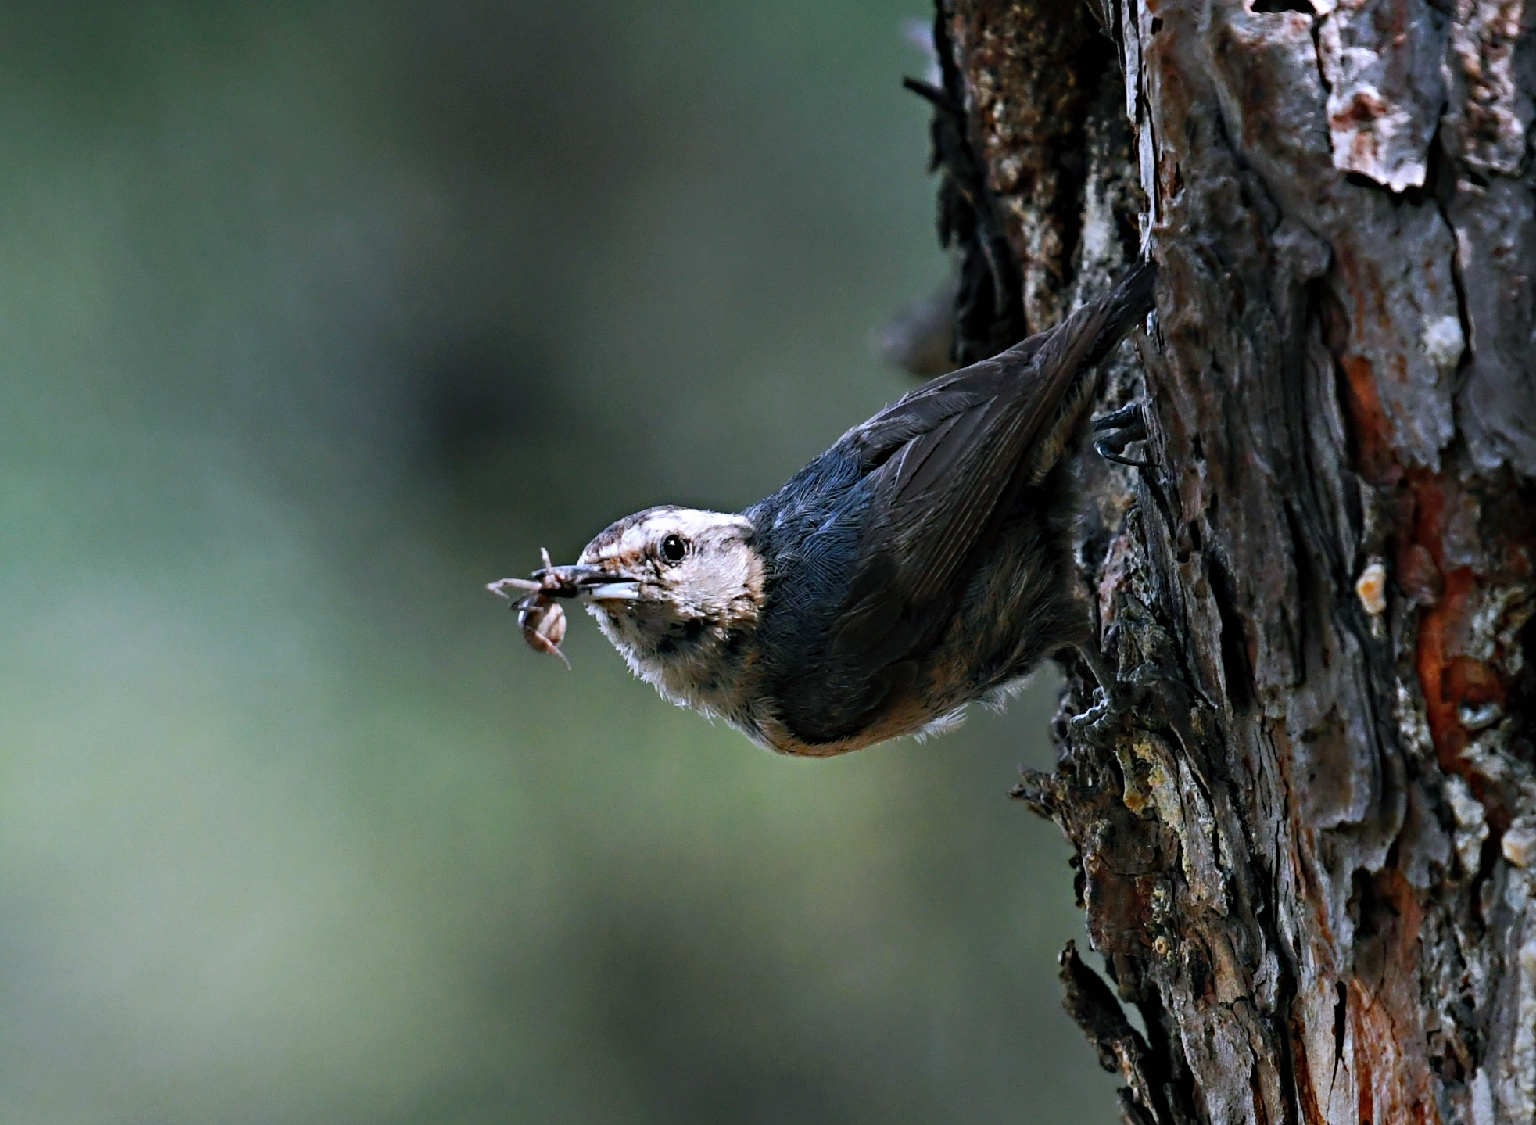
[490,261,1157,756]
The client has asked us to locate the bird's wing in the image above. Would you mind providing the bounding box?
[778,262,1155,744]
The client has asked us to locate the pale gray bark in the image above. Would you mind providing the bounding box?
[924,1,1536,1122]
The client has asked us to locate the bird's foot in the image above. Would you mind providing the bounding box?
[1066,642,1163,743]
[1092,402,1153,469]
[1068,689,1121,740]
[1067,644,1126,742]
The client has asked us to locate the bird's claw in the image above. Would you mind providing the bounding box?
[1092,402,1153,470]
[1065,642,1135,742]
[1070,686,1111,727]
[1068,684,1126,741]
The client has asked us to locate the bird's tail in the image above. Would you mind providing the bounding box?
[1015,257,1158,485]
[1077,258,1158,371]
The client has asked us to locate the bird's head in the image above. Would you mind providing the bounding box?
[546,506,765,718]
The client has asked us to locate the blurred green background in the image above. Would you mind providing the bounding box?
[0,2,1116,1122]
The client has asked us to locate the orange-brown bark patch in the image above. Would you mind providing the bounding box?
[1338,354,1400,486]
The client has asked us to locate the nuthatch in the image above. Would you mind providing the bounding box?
[490,262,1156,756]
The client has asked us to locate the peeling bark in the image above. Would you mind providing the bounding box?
[919,1,1536,1121]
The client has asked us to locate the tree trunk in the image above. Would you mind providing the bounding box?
[917,1,1536,1122]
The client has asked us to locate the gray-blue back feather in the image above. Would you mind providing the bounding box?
[743,261,1155,747]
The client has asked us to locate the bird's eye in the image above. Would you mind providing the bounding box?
[659,534,688,564]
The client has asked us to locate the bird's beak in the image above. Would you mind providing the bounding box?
[532,564,644,604]
[583,581,643,604]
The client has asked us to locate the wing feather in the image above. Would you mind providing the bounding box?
[772,262,1155,744]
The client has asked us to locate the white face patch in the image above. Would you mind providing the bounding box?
[575,507,763,624]
[572,506,765,724]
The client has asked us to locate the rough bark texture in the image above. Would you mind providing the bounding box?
[919,1,1536,1122]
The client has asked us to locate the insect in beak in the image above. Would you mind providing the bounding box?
[488,549,642,666]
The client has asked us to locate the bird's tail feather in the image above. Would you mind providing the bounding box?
[1076,258,1157,372]
[1015,257,1157,485]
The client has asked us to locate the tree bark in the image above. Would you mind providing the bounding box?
[918,1,1536,1122]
